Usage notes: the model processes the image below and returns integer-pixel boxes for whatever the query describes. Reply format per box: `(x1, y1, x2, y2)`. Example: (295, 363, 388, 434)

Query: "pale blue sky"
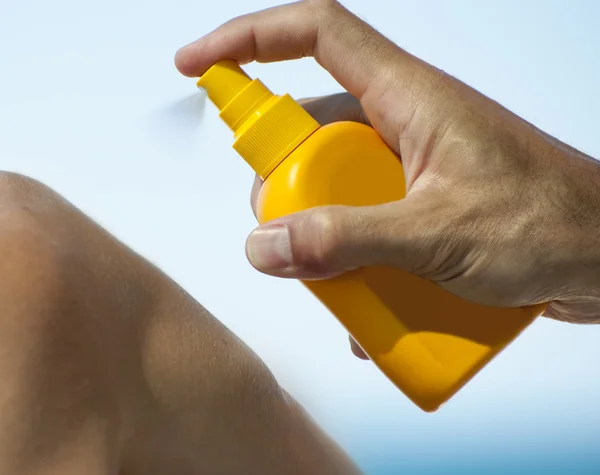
(1, 1, 599, 473)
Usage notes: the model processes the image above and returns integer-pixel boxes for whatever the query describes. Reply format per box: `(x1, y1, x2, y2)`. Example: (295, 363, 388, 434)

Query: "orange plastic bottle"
(197, 60, 545, 412)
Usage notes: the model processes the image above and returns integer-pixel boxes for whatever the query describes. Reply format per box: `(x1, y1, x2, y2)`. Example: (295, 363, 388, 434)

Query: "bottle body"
(257, 121, 541, 412)
(197, 59, 544, 412)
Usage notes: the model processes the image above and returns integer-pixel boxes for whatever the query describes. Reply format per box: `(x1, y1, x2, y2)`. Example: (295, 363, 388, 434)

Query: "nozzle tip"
(197, 60, 252, 111)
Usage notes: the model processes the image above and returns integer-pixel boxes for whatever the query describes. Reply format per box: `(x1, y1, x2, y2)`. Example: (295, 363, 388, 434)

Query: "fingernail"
(246, 225, 293, 271)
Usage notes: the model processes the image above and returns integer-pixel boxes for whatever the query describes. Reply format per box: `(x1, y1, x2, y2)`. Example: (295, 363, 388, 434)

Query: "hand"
(175, 0, 600, 328)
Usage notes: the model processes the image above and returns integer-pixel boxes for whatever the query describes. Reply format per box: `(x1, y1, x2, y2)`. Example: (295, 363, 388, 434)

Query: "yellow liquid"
(257, 121, 543, 412)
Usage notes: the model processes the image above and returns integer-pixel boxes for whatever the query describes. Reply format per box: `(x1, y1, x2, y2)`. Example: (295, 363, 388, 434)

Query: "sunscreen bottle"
(197, 60, 545, 412)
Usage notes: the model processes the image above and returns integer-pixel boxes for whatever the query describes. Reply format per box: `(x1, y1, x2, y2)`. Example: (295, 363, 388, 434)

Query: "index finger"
(175, 0, 424, 103)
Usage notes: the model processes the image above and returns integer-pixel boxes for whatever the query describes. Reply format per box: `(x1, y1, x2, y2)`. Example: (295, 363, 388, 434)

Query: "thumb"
(245, 194, 445, 279)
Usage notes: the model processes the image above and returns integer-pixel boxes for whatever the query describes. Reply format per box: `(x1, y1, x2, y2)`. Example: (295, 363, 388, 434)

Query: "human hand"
(176, 0, 600, 327)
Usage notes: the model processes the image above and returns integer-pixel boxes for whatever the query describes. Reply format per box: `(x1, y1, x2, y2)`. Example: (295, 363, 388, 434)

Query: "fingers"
(245, 193, 445, 279)
(349, 336, 369, 360)
(543, 299, 600, 324)
(175, 0, 424, 104)
(250, 175, 262, 218)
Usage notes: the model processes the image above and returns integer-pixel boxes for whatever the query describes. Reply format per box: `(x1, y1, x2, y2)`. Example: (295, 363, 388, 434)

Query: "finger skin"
(174, 0, 434, 150)
(175, 0, 422, 103)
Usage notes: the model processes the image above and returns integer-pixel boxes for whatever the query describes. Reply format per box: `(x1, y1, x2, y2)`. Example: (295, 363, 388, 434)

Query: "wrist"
(548, 147, 600, 297)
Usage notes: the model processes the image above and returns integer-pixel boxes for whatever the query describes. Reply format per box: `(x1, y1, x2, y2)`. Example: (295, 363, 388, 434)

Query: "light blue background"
(1, 1, 600, 473)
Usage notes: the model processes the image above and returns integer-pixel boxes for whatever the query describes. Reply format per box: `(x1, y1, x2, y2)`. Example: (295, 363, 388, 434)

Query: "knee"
(0, 173, 133, 469)
(0, 171, 127, 359)
(0, 172, 69, 321)
(0, 171, 132, 352)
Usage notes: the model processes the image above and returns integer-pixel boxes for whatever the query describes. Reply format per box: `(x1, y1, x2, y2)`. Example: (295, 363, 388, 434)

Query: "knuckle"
(305, 0, 338, 9)
(304, 0, 340, 25)
(301, 208, 347, 271)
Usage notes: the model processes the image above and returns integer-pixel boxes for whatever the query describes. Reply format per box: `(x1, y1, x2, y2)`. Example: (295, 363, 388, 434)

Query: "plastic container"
(197, 60, 545, 412)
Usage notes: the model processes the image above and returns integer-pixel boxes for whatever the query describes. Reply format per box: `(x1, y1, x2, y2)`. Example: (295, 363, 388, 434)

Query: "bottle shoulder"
(258, 121, 405, 222)
(285, 121, 399, 170)
(305, 121, 387, 148)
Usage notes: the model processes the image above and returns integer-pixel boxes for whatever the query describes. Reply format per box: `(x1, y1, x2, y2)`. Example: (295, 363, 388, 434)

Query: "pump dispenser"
(198, 60, 545, 412)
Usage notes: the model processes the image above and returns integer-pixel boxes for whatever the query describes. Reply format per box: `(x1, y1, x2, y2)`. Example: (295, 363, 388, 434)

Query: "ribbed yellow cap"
(197, 60, 320, 178)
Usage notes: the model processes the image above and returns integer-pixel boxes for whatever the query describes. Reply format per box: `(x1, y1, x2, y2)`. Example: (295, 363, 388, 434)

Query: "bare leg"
(0, 173, 359, 475)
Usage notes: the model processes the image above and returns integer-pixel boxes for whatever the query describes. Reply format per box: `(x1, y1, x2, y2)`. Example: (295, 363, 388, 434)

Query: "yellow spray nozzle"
(197, 60, 252, 111)
(197, 60, 320, 178)
(196, 60, 272, 132)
